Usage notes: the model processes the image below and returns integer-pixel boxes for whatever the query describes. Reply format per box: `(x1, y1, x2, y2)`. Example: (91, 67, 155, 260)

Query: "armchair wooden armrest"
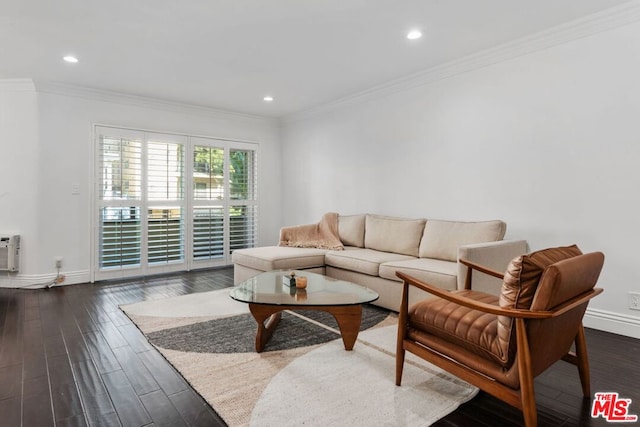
(396, 271, 603, 319)
(459, 258, 504, 290)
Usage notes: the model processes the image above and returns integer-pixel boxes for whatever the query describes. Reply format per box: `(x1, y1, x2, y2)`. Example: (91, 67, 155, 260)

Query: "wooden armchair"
(395, 245, 604, 427)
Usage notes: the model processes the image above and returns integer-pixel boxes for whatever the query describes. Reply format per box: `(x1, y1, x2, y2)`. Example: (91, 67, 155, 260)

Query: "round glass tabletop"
(230, 270, 379, 307)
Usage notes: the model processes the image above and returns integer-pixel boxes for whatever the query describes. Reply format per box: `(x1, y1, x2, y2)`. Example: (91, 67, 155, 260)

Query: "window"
(94, 126, 258, 281)
(190, 139, 258, 265)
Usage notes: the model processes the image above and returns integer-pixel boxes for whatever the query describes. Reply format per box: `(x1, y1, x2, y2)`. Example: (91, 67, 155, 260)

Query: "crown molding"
(284, 1, 640, 124)
(32, 80, 276, 124)
(0, 78, 36, 92)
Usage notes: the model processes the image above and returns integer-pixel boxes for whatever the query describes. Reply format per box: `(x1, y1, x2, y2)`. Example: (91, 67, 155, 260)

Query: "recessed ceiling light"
(406, 30, 422, 40)
(263, 96, 274, 102)
(63, 55, 79, 63)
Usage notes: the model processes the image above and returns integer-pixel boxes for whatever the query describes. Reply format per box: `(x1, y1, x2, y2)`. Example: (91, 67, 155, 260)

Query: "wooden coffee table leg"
(248, 304, 282, 353)
(326, 305, 363, 351)
(248, 303, 364, 352)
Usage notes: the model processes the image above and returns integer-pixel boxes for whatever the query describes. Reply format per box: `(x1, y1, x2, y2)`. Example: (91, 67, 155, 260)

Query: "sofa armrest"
(457, 239, 528, 294)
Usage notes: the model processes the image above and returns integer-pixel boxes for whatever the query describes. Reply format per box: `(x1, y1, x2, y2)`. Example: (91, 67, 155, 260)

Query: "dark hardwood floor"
(0, 266, 638, 426)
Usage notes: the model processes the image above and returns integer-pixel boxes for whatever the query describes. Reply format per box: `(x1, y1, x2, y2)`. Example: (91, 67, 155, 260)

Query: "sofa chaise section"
(232, 246, 327, 284)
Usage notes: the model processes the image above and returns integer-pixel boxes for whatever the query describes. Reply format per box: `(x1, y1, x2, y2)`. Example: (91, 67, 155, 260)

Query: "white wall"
(281, 21, 640, 337)
(0, 81, 40, 276)
(0, 83, 282, 286)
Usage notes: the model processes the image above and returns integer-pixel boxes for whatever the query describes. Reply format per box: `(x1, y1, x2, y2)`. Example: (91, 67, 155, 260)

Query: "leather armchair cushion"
(497, 244, 583, 363)
(408, 290, 511, 366)
(531, 252, 604, 311)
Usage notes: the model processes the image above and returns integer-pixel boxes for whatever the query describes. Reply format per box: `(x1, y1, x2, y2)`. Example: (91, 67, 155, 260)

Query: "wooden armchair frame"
(396, 259, 603, 427)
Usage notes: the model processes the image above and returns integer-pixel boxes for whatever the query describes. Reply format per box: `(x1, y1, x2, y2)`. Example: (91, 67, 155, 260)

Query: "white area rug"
(121, 289, 478, 426)
(123, 288, 248, 318)
(251, 326, 478, 426)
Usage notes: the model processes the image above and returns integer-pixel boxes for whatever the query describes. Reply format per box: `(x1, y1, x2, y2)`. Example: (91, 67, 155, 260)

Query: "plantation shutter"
(192, 146, 225, 261)
(193, 207, 224, 260)
(147, 140, 185, 264)
(191, 140, 258, 266)
(229, 148, 258, 252)
(97, 134, 143, 269)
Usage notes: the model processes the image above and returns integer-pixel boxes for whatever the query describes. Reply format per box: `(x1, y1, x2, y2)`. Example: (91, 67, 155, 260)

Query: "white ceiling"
(0, 0, 626, 117)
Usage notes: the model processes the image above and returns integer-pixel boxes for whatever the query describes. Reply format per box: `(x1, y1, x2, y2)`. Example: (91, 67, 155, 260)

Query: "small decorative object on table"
(281, 271, 297, 287)
(295, 276, 308, 289)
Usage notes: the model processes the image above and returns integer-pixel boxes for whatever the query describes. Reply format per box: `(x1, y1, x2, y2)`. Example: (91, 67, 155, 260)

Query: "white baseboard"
(0, 270, 90, 289)
(584, 308, 640, 339)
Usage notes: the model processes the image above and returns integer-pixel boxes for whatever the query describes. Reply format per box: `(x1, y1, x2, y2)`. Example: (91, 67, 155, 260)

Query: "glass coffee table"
(230, 270, 379, 352)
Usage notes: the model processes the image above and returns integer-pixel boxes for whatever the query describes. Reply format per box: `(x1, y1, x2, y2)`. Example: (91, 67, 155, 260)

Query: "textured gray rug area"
(147, 304, 389, 353)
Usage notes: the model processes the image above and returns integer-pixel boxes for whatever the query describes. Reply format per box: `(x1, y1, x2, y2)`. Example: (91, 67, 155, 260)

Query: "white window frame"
(91, 125, 259, 282)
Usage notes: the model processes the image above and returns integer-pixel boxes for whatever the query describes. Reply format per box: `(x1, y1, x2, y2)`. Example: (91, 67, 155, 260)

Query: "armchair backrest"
(530, 251, 605, 311)
(496, 245, 585, 364)
(527, 251, 604, 376)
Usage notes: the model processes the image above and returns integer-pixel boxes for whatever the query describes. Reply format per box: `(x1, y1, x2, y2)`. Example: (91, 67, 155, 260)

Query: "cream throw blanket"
(279, 212, 344, 250)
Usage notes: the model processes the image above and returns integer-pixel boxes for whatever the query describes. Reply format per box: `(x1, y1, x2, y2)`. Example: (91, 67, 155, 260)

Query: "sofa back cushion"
(338, 214, 366, 247)
(497, 245, 583, 363)
(419, 220, 506, 261)
(364, 215, 426, 257)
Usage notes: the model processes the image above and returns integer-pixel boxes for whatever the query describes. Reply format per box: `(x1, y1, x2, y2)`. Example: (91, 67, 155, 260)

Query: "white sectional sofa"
(232, 214, 528, 311)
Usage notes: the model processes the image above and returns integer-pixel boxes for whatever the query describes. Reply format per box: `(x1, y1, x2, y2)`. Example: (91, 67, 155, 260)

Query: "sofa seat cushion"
(379, 258, 458, 291)
(232, 246, 327, 271)
(325, 248, 415, 276)
(408, 290, 509, 367)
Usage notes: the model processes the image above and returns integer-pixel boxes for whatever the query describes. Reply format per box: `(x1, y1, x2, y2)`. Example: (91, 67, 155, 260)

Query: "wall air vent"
(0, 235, 20, 272)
